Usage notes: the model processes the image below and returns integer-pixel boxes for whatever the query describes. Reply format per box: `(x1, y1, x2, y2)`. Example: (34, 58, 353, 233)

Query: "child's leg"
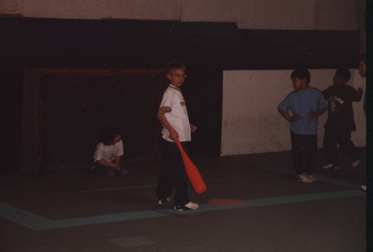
(156, 140, 176, 200)
(291, 131, 304, 175)
(304, 135, 318, 175)
(116, 165, 128, 176)
(323, 128, 339, 166)
(92, 163, 116, 177)
(173, 141, 190, 206)
(337, 130, 360, 162)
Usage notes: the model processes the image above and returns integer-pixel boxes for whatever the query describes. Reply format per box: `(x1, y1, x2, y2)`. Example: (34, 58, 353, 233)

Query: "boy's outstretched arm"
(157, 107, 179, 140)
(278, 108, 299, 122)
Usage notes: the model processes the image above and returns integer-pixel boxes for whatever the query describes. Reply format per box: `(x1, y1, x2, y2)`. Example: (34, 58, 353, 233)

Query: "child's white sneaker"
(323, 164, 339, 169)
(322, 164, 333, 169)
(307, 175, 319, 182)
(297, 173, 314, 184)
(352, 159, 360, 167)
(157, 197, 170, 205)
(174, 201, 199, 211)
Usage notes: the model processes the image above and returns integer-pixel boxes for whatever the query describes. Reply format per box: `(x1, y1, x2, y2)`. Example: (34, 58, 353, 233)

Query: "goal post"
(20, 68, 167, 174)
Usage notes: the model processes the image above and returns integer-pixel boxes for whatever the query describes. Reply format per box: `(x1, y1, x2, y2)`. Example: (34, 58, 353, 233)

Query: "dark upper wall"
(1, 17, 359, 69)
(239, 29, 360, 70)
(0, 17, 242, 69)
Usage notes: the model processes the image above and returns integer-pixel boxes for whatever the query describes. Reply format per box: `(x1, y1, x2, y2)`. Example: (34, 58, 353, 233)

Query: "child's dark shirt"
(322, 85, 361, 131)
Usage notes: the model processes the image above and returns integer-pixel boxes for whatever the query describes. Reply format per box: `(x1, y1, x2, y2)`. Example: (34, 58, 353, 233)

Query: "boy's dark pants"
(156, 140, 190, 207)
(291, 131, 318, 175)
(323, 128, 360, 166)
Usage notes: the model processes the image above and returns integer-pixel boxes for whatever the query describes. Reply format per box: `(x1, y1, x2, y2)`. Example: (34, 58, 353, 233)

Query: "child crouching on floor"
(92, 125, 128, 178)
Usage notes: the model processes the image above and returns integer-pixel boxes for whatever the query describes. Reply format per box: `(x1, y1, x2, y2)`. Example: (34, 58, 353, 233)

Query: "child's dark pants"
(323, 128, 360, 166)
(156, 140, 190, 207)
(291, 131, 318, 175)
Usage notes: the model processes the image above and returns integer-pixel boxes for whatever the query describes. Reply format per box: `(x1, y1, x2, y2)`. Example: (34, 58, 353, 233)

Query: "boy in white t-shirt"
(93, 125, 128, 177)
(156, 61, 199, 211)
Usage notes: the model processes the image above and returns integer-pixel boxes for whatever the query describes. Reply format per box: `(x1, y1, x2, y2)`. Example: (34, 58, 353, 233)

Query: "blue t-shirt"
(278, 87, 327, 135)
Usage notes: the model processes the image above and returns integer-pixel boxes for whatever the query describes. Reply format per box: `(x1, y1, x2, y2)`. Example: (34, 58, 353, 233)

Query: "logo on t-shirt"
(329, 96, 344, 114)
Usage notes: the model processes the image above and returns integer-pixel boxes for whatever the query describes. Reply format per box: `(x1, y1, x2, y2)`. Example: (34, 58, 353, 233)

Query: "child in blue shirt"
(278, 69, 327, 183)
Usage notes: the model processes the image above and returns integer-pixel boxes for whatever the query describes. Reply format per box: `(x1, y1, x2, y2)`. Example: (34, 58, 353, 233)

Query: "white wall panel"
(221, 69, 366, 156)
(221, 70, 293, 155)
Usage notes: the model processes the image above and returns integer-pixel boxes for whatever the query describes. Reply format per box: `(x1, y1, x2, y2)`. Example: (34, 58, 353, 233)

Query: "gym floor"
(0, 148, 367, 252)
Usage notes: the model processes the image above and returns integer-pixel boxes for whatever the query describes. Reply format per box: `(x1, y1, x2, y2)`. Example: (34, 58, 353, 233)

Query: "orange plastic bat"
(174, 138, 207, 194)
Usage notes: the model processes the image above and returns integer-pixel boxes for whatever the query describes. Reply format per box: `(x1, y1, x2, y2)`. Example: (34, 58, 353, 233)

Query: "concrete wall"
(0, 0, 361, 30)
(221, 69, 366, 156)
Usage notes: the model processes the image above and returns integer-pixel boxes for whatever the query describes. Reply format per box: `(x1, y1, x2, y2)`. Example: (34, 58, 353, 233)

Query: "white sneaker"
(174, 201, 199, 211)
(307, 175, 319, 182)
(352, 160, 360, 167)
(323, 164, 339, 169)
(297, 173, 314, 184)
(322, 164, 333, 169)
(157, 197, 170, 205)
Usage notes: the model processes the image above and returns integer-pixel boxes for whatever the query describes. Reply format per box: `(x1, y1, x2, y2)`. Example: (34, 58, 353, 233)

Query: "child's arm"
(356, 87, 363, 101)
(157, 107, 179, 140)
(190, 124, 197, 133)
(97, 159, 119, 170)
(278, 108, 300, 122)
(114, 156, 121, 171)
(307, 108, 327, 118)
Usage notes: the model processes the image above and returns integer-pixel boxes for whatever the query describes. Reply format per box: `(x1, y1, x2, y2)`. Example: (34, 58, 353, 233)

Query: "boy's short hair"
(335, 68, 351, 82)
(99, 125, 121, 146)
(359, 53, 366, 64)
(290, 68, 311, 84)
(166, 61, 186, 74)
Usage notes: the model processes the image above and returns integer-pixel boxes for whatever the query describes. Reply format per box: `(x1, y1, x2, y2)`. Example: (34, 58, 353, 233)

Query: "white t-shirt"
(160, 85, 191, 142)
(93, 140, 124, 162)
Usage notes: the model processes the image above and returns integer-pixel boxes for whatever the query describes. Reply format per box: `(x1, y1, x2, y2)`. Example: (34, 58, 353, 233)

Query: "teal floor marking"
(0, 167, 366, 231)
(0, 202, 60, 230)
